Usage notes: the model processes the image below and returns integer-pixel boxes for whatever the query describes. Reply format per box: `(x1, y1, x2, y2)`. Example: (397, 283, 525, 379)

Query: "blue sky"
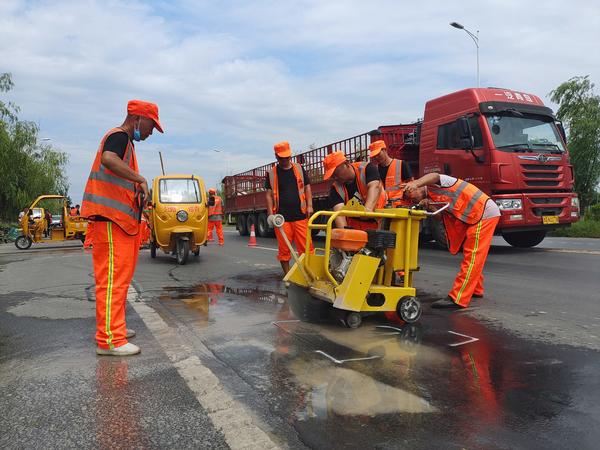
(1, 0, 599, 201)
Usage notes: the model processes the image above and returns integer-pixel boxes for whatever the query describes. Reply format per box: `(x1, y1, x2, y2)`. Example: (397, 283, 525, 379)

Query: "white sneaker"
(126, 328, 136, 338)
(96, 342, 141, 356)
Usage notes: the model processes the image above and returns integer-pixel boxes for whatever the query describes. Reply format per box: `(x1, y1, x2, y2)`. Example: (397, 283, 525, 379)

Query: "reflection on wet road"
(157, 275, 600, 449)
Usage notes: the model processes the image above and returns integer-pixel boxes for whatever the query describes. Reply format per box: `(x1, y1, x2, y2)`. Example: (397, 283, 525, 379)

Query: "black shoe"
(472, 293, 484, 298)
(431, 296, 462, 309)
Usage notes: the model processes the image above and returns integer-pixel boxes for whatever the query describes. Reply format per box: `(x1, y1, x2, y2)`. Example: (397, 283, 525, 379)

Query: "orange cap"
(274, 141, 292, 157)
(209, 188, 216, 194)
(127, 100, 164, 133)
(369, 140, 386, 158)
(323, 151, 347, 180)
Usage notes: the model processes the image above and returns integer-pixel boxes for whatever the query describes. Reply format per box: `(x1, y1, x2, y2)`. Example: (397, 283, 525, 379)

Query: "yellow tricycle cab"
(149, 174, 209, 264)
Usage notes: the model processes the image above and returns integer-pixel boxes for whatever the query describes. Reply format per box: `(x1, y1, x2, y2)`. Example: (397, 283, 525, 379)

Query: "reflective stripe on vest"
(268, 163, 306, 214)
(89, 165, 136, 192)
(82, 192, 138, 220)
(428, 178, 489, 224)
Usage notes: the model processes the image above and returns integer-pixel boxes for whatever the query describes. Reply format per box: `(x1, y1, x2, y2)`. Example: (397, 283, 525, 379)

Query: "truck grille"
(521, 163, 561, 187)
(532, 207, 563, 217)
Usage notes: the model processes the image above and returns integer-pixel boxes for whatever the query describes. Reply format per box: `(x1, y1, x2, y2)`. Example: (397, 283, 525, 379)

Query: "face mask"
(133, 118, 142, 141)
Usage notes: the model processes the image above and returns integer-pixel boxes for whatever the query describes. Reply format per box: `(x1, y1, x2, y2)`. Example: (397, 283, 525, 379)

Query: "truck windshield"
(485, 114, 565, 153)
(159, 179, 201, 203)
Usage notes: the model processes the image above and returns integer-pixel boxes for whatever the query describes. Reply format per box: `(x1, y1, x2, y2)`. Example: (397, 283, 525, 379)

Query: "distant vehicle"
(223, 87, 580, 248)
(51, 214, 62, 227)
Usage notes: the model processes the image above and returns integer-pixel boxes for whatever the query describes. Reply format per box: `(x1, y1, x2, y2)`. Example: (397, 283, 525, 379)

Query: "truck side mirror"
(556, 121, 567, 144)
(457, 117, 474, 150)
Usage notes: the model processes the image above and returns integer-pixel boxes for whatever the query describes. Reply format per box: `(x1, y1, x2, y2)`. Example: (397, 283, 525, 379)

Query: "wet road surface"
(1, 231, 599, 449)
(154, 273, 600, 449)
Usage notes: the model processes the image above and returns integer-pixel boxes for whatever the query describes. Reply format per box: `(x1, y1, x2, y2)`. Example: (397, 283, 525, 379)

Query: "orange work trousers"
(274, 218, 313, 261)
(93, 221, 140, 349)
(207, 220, 224, 245)
(449, 216, 499, 307)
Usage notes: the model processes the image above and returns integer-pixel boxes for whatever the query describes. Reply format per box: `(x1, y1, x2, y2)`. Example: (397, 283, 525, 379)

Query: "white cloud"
(1, 0, 599, 201)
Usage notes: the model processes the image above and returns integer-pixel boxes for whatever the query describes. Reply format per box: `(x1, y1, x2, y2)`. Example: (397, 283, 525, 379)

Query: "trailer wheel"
(257, 213, 269, 237)
(502, 230, 546, 248)
(345, 312, 362, 329)
(237, 214, 249, 236)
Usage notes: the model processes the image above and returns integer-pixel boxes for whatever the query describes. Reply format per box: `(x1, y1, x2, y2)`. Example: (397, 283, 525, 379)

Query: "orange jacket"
(268, 163, 307, 214)
(81, 128, 140, 234)
(427, 178, 490, 254)
(332, 162, 386, 209)
(384, 159, 410, 207)
(208, 196, 224, 218)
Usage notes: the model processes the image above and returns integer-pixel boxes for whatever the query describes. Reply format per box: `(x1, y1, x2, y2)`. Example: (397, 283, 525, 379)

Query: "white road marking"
(375, 325, 404, 334)
(447, 330, 479, 347)
(251, 246, 278, 252)
(127, 288, 280, 450)
(315, 350, 381, 365)
(543, 248, 600, 256)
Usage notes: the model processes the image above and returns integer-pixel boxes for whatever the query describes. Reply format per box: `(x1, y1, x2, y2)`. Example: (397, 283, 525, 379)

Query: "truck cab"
(417, 88, 579, 247)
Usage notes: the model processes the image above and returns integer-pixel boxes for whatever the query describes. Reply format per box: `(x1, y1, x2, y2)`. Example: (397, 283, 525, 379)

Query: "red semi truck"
(223, 87, 580, 247)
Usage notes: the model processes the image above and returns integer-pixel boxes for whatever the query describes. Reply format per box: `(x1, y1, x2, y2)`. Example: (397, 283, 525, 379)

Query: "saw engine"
(328, 228, 397, 283)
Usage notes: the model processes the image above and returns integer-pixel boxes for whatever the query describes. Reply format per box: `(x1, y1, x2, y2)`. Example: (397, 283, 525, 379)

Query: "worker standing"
(322, 151, 386, 230)
(81, 100, 163, 356)
(266, 141, 313, 276)
(369, 140, 413, 207)
(207, 188, 224, 246)
(403, 173, 500, 309)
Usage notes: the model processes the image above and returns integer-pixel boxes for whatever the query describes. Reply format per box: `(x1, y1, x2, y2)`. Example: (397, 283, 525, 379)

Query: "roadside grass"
(550, 218, 600, 238)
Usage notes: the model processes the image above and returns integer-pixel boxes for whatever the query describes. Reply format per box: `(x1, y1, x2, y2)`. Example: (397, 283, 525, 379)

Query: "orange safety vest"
(69, 207, 78, 216)
(384, 159, 410, 206)
(208, 196, 224, 218)
(268, 163, 307, 214)
(80, 128, 140, 235)
(333, 162, 386, 209)
(427, 178, 490, 254)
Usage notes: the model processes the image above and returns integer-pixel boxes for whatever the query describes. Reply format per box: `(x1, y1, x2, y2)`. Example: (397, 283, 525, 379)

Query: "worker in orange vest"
(81, 99, 163, 356)
(266, 141, 314, 276)
(323, 151, 386, 231)
(69, 205, 78, 216)
(207, 188, 224, 246)
(403, 173, 500, 308)
(369, 140, 413, 207)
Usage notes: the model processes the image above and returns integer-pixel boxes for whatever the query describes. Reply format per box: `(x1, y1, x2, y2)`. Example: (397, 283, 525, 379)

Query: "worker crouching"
(404, 173, 500, 308)
(266, 141, 314, 276)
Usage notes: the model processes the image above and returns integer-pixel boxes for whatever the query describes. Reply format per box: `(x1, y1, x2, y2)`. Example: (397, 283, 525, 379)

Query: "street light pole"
(450, 21, 480, 88)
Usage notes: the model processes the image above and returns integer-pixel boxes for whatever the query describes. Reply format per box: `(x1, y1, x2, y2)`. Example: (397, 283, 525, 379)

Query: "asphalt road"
(1, 229, 599, 449)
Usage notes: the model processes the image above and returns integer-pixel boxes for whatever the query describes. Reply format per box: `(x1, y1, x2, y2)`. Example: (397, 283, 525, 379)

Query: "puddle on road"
(157, 277, 600, 448)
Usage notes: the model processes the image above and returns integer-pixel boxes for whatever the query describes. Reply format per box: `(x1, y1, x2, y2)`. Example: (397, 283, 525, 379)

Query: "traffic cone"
(248, 224, 257, 247)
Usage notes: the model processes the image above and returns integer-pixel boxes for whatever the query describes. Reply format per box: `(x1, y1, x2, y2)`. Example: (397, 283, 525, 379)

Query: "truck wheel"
(15, 235, 32, 250)
(256, 213, 269, 237)
(246, 214, 257, 236)
(431, 219, 448, 250)
(176, 239, 189, 265)
(502, 230, 546, 248)
(237, 215, 249, 236)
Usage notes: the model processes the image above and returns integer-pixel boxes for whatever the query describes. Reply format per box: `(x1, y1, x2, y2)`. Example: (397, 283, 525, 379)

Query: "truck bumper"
(492, 192, 580, 233)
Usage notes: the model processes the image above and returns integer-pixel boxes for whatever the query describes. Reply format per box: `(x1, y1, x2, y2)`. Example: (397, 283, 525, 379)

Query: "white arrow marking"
(448, 330, 479, 347)
(315, 350, 381, 365)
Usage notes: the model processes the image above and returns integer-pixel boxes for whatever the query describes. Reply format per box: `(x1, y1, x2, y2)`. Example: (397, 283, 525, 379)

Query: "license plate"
(542, 215, 559, 225)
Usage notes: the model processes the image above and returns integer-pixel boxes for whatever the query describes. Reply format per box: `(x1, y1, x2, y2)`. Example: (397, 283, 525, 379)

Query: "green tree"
(550, 76, 600, 210)
(0, 73, 69, 222)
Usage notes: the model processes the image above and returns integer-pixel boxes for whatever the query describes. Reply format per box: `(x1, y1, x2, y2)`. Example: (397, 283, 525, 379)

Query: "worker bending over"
(369, 140, 413, 207)
(207, 188, 224, 246)
(323, 151, 386, 230)
(266, 141, 313, 276)
(81, 100, 163, 355)
(404, 173, 500, 309)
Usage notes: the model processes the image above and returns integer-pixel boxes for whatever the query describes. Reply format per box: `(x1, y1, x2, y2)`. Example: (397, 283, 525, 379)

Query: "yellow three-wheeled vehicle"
(15, 195, 88, 250)
(149, 174, 210, 265)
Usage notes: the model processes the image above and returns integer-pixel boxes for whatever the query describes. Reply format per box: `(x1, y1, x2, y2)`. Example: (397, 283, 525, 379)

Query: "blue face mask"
(133, 118, 142, 141)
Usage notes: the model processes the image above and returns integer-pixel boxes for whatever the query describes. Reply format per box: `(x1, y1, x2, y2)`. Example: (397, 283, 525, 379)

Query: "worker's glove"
(267, 214, 276, 227)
